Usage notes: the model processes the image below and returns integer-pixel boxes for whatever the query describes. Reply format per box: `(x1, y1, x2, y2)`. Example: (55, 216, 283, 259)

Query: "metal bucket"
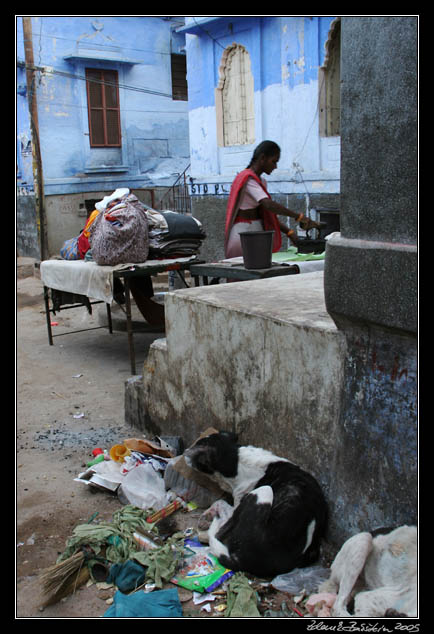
(239, 231, 274, 269)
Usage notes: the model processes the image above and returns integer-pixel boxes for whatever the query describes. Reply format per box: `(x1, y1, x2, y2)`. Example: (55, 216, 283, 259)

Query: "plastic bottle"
(86, 453, 105, 467)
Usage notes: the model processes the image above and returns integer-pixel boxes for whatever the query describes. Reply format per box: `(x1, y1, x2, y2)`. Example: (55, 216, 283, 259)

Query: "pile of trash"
(39, 430, 332, 618)
(75, 435, 179, 510)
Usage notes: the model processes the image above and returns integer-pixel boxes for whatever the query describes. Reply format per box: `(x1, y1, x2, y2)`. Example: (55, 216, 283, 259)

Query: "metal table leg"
(175, 269, 190, 288)
(43, 286, 53, 345)
(106, 303, 113, 334)
(123, 277, 136, 375)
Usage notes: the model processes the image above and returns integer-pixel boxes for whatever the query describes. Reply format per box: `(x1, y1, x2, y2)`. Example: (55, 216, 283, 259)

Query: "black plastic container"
(240, 230, 274, 269)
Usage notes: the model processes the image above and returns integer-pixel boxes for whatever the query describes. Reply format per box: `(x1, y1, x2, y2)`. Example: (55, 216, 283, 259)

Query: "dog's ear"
(188, 444, 217, 475)
(220, 430, 239, 444)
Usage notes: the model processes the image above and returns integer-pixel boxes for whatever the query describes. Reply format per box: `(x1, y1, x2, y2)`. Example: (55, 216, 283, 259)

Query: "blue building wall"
(16, 79, 34, 193)
(180, 16, 339, 196)
(16, 16, 190, 197)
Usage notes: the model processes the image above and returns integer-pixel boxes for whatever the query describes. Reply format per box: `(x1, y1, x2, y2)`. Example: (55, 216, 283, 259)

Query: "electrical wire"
(191, 17, 226, 50)
(17, 60, 174, 99)
(18, 18, 181, 58)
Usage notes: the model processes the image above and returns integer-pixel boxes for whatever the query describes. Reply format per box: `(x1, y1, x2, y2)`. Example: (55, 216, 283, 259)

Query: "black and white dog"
(184, 431, 328, 578)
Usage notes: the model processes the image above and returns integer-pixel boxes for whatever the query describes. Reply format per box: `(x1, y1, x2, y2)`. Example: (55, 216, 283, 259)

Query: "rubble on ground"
(37, 430, 333, 618)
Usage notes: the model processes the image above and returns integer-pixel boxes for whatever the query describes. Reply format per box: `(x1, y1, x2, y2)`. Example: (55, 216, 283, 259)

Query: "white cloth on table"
(40, 257, 195, 304)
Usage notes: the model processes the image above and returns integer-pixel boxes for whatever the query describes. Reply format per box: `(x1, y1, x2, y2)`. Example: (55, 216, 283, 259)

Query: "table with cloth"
(190, 248, 325, 285)
(40, 255, 201, 374)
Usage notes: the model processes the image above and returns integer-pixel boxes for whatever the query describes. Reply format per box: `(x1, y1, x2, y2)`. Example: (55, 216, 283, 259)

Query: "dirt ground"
(16, 271, 172, 618)
(16, 269, 320, 620)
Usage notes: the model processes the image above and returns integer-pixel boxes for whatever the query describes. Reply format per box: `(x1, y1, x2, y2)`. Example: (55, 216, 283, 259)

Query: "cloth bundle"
(89, 192, 149, 266)
(59, 187, 204, 264)
(60, 188, 150, 264)
(146, 210, 206, 258)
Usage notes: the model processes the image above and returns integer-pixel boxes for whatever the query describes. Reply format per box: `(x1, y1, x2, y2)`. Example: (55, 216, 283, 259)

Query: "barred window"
(85, 68, 121, 147)
(319, 18, 341, 137)
(216, 44, 255, 147)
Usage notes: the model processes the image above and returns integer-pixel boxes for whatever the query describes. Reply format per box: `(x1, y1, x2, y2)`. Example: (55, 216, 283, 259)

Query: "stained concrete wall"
(192, 193, 340, 263)
(323, 17, 418, 538)
(143, 273, 345, 453)
(140, 275, 417, 546)
(140, 273, 350, 542)
(325, 16, 418, 334)
(16, 195, 40, 259)
(136, 16, 418, 548)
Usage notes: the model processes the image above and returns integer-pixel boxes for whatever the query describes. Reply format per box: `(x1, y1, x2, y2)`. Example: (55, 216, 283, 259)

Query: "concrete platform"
(140, 273, 347, 534)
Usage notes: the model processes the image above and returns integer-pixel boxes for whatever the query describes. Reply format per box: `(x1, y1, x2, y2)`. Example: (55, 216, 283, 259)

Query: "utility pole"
(22, 16, 48, 260)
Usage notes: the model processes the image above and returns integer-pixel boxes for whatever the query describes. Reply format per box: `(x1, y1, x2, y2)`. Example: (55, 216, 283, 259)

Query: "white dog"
(319, 525, 417, 618)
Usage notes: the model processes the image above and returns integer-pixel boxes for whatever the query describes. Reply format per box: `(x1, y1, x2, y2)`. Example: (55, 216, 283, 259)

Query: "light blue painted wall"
(182, 16, 339, 195)
(16, 16, 190, 195)
(16, 77, 34, 191)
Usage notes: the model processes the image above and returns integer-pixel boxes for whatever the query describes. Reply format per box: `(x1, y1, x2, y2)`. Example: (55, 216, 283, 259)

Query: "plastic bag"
(271, 565, 330, 595)
(171, 540, 234, 593)
(118, 463, 170, 511)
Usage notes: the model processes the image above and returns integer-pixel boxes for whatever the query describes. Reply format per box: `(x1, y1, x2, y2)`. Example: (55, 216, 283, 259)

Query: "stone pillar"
(324, 17, 418, 540)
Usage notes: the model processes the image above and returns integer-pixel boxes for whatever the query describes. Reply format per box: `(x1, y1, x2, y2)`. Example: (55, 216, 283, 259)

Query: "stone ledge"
(166, 271, 338, 334)
(324, 235, 417, 334)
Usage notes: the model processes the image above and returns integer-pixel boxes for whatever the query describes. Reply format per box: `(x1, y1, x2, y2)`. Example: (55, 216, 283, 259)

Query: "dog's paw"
(198, 512, 213, 531)
(198, 505, 218, 531)
(198, 500, 232, 530)
(197, 530, 210, 544)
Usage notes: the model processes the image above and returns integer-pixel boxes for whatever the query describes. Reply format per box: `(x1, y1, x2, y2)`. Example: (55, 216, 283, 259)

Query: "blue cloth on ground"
(106, 560, 147, 593)
(103, 587, 183, 618)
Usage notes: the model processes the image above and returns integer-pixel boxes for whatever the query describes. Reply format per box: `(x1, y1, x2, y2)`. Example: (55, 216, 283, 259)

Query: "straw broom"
(39, 551, 90, 607)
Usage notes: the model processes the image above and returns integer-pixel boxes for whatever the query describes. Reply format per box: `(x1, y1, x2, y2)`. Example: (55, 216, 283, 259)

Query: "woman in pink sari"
(224, 141, 320, 258)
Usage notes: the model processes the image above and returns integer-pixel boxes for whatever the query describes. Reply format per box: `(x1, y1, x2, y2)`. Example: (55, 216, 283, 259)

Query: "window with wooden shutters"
(85, 68, 121, 147)
(171, 54, 188, 101)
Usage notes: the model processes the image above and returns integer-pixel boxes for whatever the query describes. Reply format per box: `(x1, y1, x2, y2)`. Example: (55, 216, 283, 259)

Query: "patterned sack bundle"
(89, 194, 149, 266)
(60, 236, 81, 260)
